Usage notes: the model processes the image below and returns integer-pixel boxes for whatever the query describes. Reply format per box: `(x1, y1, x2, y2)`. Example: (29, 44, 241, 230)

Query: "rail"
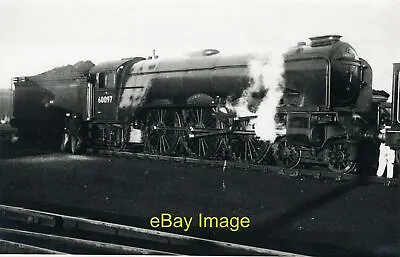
(0, 204, 307, 255)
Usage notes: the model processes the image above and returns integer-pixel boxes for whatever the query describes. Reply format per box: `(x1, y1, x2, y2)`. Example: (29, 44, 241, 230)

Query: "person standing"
(376, 129, 395, 179)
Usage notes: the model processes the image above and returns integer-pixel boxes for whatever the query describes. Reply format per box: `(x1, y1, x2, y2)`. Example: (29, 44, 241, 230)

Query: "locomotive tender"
(11, 35, 392, 173)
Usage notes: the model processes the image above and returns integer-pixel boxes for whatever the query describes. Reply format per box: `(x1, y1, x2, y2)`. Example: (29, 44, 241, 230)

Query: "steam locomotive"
(10, 35, 394, 174)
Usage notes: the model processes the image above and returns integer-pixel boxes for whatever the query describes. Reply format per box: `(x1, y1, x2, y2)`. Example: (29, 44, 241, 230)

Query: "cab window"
(98, 72, 116, 89)
(105, 72, 116, 88)
(98, 73, 106, 88)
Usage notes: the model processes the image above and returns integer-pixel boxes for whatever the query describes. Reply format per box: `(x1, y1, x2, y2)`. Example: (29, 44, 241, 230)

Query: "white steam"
(228, 51, 285, 142)
(226, 58, 268, 117)
(253, 52, 285, 142)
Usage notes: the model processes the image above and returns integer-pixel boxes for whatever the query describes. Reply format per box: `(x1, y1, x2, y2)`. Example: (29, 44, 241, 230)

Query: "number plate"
(97, 95, 113, 104)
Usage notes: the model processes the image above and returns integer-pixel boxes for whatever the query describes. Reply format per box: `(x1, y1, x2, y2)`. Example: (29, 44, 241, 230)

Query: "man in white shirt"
(376, 137, 395, 179)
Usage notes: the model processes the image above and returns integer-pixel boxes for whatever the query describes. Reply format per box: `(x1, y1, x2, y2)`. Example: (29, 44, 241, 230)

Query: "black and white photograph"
(0, 0, 399, 255)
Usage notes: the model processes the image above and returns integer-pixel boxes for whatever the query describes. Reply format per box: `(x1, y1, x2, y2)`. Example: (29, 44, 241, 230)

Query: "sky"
(1, 0, 400, 94)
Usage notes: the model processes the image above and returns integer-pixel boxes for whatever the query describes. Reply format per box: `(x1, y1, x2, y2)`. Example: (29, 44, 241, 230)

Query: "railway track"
(3, 139, 397, 186)
(90, 149, 398, 186)
(0, 204, 307, 255)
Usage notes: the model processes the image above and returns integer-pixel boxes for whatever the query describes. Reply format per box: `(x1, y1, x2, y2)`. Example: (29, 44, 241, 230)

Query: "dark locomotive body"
(11, 35, 390, 173)
(278, 35, 379, 172)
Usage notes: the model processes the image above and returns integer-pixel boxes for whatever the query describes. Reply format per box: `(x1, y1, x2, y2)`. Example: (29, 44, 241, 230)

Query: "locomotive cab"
(87, 70, 117, 121)
(88, 58, 144, 122)
(81, 57, 146, 149)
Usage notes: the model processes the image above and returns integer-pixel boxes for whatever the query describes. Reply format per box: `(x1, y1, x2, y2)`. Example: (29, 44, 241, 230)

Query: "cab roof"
(90, 58, 144, 74)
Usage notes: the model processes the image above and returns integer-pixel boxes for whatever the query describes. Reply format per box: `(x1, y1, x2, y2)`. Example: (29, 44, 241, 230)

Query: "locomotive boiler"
(10, 35, 387, 174)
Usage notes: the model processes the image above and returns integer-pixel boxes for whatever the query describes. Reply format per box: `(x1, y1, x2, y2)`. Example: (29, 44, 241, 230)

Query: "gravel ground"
(0, 146, 399, 256)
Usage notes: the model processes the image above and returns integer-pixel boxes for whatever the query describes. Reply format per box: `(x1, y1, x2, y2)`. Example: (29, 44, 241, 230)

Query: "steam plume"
(228, 51, 285, 142)
(254, 51, 285, 142)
